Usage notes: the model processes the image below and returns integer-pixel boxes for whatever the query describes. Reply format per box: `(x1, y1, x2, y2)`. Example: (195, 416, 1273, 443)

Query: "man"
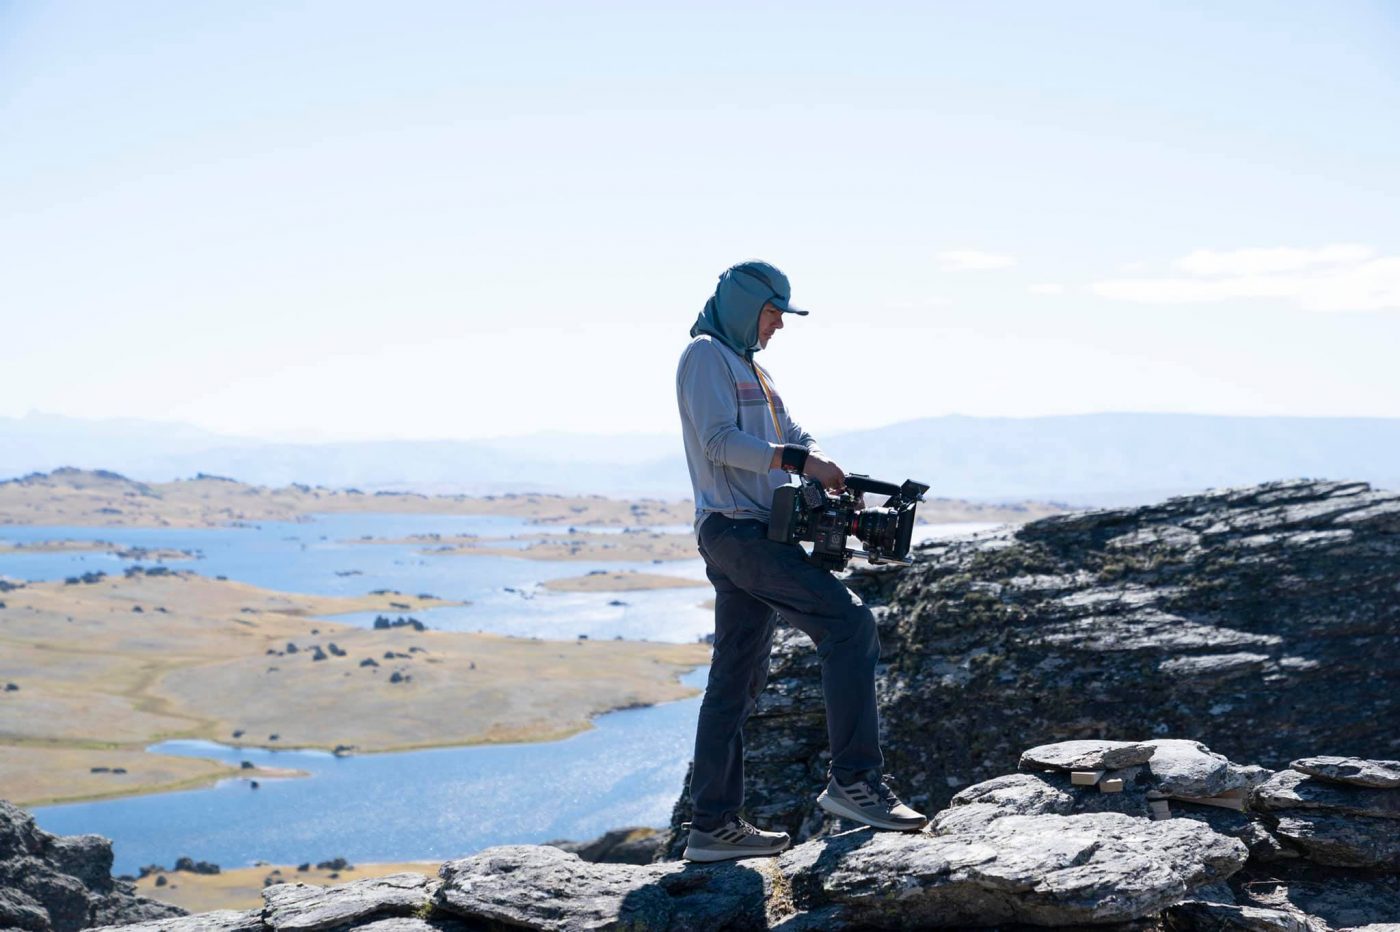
(675, 260, 927, 863)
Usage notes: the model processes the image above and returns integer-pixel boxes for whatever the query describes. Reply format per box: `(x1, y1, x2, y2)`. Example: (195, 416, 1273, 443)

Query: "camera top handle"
(844, 474, 903, 497)
(846, 474, 930, 504)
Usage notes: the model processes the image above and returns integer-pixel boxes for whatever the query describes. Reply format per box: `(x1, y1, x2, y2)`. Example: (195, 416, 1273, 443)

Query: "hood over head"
(690, 260, 808, 358)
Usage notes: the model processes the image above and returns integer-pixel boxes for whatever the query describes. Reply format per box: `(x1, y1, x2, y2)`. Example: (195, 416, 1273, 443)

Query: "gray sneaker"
(682, 817, 791, 862)
(817, 771, 928, 831)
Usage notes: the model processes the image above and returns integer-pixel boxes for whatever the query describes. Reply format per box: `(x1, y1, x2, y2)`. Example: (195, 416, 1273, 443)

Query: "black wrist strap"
(780, 444, 810, 474)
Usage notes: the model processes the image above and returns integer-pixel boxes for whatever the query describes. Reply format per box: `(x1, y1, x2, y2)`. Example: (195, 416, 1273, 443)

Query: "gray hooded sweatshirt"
(676, 263, 822, 533)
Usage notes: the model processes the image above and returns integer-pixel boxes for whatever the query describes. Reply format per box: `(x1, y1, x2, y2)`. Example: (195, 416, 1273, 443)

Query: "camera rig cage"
(768, 473, 931, 572)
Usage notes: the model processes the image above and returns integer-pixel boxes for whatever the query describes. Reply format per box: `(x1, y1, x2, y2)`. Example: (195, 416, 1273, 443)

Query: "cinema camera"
(768, 473, 931, 571)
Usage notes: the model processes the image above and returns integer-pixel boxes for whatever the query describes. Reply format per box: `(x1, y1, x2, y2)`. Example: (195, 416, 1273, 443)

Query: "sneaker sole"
(682, 843, 789, 862)
(817, 790, 928, 832)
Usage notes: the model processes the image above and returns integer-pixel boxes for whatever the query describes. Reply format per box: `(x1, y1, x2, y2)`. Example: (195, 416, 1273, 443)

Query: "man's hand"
(803, 451, 846, 491)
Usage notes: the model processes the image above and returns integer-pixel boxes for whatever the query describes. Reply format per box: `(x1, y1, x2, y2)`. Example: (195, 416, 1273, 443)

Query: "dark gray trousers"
(688, 512, 884, 831)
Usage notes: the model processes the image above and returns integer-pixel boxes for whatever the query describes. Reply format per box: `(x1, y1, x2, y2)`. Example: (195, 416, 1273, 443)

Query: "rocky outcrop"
(0, 800, 184, 931)
(1250, 761, 1400, 872)
(1289, 757, 1400, 790)
(662, 479, 1400, 854)
(75, 744, 1400, 929)
(989, 740, 1400, 929)
(90, 758, 1249, 931)
(261, 873, 436, 931)
(543, 826, 666, 865)
(431, 806, 1241, 930)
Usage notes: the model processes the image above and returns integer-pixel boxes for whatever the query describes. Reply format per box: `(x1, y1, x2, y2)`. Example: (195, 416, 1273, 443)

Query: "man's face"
(758, 303, 785, 349)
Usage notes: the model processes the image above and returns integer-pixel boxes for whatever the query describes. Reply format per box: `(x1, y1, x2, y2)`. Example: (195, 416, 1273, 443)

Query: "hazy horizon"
(13, 406, 1400, 448)
(6, 410, 1400, 507)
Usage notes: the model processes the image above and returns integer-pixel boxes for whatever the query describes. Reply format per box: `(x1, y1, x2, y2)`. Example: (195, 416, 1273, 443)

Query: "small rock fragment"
(1291, 756, 1400, 789)
(1019, 739, 1156, 772)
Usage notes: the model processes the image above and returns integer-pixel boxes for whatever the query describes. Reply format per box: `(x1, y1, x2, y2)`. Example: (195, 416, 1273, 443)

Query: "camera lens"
(852, 507, 895, 548)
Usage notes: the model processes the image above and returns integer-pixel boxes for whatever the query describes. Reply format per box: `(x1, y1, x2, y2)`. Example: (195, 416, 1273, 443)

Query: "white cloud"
(936, 249, 1016, 271)
(1174, 244, 1374, 276)
(1028, 283, 1064, 295)
(1091, 245, 1400, 312)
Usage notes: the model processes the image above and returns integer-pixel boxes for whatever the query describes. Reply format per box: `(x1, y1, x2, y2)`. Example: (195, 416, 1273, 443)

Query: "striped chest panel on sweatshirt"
(736, 380, 786, 411)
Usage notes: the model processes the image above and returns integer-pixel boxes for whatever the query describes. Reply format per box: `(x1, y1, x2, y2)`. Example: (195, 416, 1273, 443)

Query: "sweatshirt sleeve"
(678, 342, 779, 474)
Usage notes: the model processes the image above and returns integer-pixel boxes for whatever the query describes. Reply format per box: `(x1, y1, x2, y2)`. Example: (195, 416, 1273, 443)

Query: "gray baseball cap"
(729, 260, 809, 315)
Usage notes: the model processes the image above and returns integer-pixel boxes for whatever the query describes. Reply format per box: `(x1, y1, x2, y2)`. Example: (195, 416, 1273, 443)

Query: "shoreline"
(0, 539, 199, 561)
(131, 860, 446, 913)
(17, 673, 704, 809)
(350, 530, 701, 563)
(14, 757, 312, 809)
(0, 570, 709, 808)
(540, 570, 707, 592)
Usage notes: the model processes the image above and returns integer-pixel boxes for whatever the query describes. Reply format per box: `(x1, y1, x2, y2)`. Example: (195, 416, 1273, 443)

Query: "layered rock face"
(1170, 753, 1400, 930)
(663, 478, 1400, 849)
(1251, 760, 1400, 870)
(0, 800, 183, 932)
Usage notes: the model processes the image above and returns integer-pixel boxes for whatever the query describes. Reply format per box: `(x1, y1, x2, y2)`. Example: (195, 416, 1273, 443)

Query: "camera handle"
(845, 474, 904, 497)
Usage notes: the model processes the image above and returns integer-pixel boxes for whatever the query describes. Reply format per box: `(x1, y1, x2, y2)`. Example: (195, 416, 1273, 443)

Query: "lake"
(0, 513, 715, 642)
(4, 513, 997, 873)
(31, 668, 709, 876)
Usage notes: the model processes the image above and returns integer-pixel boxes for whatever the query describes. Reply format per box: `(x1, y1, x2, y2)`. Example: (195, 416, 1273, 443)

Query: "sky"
(2, 1, 1398, 442)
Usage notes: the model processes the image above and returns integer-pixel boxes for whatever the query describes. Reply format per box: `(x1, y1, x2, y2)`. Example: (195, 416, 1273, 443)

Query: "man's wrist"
(779, 443, 810, 474)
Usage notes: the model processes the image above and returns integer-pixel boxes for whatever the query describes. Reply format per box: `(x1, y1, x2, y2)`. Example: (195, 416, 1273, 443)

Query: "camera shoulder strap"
(750, 362, 784, 441)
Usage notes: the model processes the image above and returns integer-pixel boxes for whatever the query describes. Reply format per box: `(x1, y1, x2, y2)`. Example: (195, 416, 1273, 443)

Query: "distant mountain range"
(3, 412, 1398, 505)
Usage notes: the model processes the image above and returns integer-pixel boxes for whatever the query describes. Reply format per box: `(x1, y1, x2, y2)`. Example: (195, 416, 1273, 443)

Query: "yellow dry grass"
(540, 571, 707, 592)
(913, 497, 1069, 524)
(134, 861, 442, 913)
(357, 530, 701, 563)
(0, 539, 112, 553)
(0, 539, 196, 562)
(0, 571, 707, 806)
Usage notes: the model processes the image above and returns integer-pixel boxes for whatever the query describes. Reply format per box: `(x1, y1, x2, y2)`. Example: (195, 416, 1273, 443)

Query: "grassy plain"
(0, 571, 707, 806)
(354, 530, 701, 563)
(0, 538, 197, 561)
(540, 571, 707, 592)
(132, 861, 442, 913)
